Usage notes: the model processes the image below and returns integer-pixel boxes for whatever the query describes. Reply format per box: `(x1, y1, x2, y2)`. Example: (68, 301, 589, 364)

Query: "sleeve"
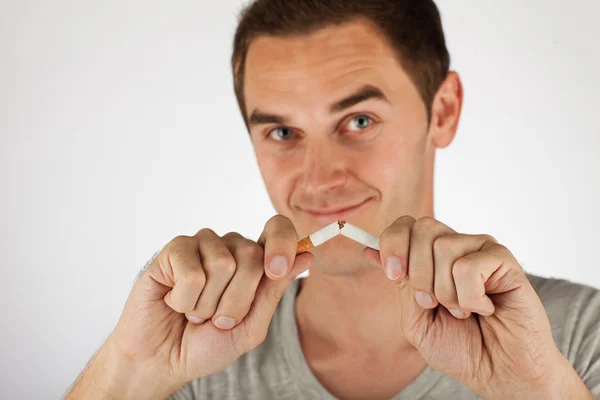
(168, 382, 196, 400)
(535, 277, 600, 397)
(569, 284, 600, 397)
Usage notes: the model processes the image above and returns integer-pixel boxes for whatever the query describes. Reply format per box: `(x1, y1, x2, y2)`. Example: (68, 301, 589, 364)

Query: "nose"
(300, 141, 348, 195)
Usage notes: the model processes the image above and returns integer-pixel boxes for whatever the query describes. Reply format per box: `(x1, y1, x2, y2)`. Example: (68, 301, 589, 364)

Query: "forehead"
(244, 19, 407, 114)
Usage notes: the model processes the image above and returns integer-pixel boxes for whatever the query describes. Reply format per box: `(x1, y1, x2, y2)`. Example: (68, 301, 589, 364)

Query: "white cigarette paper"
(297, 220, 380, 253)
(308, 221, 341, 246)
(340, 221, 380, 250)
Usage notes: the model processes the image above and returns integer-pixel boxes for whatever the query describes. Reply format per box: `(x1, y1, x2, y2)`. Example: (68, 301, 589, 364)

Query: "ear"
(428, 71, 463, 149)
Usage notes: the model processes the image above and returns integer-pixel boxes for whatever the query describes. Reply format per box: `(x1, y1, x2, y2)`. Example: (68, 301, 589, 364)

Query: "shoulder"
(527, 273, 600, 320)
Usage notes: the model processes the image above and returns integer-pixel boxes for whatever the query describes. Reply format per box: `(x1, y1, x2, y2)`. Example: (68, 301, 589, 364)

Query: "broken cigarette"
(296, 220, 380, 254)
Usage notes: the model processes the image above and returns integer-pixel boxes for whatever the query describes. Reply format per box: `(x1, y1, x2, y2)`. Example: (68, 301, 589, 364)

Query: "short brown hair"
(232, 0, 450, 128)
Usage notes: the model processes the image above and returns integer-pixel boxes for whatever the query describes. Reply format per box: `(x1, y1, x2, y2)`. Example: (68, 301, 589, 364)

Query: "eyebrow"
(248, 84, 389, 127)
(330, 84, 388, 113)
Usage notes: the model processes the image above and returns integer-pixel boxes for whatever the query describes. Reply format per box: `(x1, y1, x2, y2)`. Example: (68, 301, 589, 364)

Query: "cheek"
(368, 140, 409, 181)
(364, 131, 426, 207)
(256, 155, 296, 207)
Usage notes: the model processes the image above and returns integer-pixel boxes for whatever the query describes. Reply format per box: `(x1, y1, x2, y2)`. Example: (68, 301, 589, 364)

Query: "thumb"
(243, 252, 314, 339)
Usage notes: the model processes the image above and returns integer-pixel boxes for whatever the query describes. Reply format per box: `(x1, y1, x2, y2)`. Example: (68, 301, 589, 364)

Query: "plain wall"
(1, 1, 599, 398)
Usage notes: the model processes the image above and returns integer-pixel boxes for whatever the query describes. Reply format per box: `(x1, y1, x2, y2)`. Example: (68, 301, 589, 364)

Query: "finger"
(408, 217, 455, 309)
(362, 246, 383, 267)
(363, 248, 410, 294)
(432, 234, 488, 319)
(186, 228, 236, 323)
(242, 251, 314, 346)
(152, 236, 207, 314)
(212, 234, 265, 330)
(362, 248, 409, 293)
(258, 215, 299, 280)
(378, 216, 415, 282)
(453, 241, 515, 316)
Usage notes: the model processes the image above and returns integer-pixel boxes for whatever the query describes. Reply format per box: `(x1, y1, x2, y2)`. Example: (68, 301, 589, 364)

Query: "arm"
(546, 355, 594, 400)
(505, 353, 594, 400)
(64, 338, 180, 400)
(518, 277, 600, 400)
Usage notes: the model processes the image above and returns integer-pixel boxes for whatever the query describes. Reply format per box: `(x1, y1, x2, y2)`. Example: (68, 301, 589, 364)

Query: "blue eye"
(347, 115, 372, 131)
(269, 126, 294, 141)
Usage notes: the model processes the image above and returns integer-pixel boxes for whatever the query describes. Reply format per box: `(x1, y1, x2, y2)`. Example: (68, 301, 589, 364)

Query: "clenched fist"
(66, 215, 314, 399)
(363, 216, 591, 399)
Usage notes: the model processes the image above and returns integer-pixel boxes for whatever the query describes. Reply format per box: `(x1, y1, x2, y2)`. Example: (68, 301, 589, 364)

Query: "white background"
(1, 1, 599, 398)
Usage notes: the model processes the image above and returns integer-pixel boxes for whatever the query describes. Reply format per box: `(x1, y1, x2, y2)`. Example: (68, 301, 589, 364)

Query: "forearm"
(485, 354, 593, 400)
(539, 355, 594, 400)
(65, 339, 179, 400)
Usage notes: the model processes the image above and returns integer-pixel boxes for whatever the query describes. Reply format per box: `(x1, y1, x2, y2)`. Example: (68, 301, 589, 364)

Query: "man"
(66, 0, 600, 399)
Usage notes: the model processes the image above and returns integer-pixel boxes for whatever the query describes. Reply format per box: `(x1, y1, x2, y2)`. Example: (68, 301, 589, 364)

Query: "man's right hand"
(66, 215, 314, 399)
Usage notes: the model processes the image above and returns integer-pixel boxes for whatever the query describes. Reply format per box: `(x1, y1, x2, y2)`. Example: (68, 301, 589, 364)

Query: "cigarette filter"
(296, 221, 340, 253)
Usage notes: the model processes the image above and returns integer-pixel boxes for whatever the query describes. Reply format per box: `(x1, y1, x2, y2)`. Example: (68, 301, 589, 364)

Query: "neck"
(296, 266, 412, 353)
(294, 264, 429, 399)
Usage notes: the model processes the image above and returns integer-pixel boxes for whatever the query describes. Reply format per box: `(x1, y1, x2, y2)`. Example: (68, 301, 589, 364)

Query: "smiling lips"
(302, 198, 371, 222)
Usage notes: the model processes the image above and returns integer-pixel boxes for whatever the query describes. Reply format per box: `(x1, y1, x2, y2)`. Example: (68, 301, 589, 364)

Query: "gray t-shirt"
(169, 274, 600, 399)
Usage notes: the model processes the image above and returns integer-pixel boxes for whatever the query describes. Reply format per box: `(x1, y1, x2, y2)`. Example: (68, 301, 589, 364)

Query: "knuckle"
(410, 274, 433, 292)
(452, 257, 472, 280)
(222, 231, 244, 240)
(268, 214, 292, 226)
(481, 234, 497, 243)
(220, 295, 253, 317)
(378, 230, 396, 249)
(186, 268, 206, 286)
(492, 242, 509, 255)
(409, 260, 428, 272)
(212, 253, 237, 274)
(408, 263, 431, 281)
(396, 215, 416, 224)
(236, 241, 264, 261)
(413, 216, 438, 234)
(432, 234, 455, 254)
(197, 227, 217, 238)
(267, 215, 296, 238)
(433, 286, 458, 307)
(168, 235, 193, 250)
(380, 223, 410, 247)
(386, 215, 415, 233)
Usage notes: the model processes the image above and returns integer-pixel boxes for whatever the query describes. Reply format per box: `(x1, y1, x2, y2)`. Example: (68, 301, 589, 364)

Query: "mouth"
(301, 198, 372, 223)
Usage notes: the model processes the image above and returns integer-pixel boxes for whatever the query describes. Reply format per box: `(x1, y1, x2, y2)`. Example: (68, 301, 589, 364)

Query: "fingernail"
(385, 257, 403, 280)
(415, 291, 435, 308)
(268, 256, 288, 277)
(214, 316, 237, 330)
(187, 316, 206, 324)
(449, 309, 466, 319)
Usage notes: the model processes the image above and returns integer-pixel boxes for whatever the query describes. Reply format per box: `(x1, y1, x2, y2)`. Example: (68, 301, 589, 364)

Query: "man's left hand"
(363, 216, 592, 399)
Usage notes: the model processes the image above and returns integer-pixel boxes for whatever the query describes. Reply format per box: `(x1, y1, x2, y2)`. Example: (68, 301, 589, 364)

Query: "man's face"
(244, 19, 441, 274)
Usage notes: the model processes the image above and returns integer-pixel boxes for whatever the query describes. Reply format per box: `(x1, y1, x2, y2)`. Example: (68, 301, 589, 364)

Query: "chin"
(303, 235, 373, 276)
